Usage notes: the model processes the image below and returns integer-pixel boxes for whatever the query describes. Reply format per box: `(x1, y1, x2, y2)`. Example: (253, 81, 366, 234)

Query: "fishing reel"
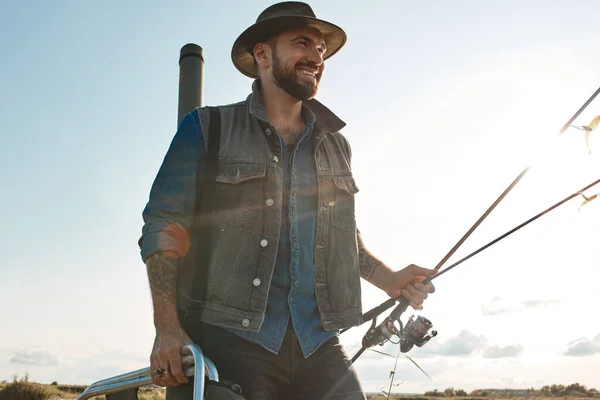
(400, 315, 437, 352)
(362, 314, 437, 353)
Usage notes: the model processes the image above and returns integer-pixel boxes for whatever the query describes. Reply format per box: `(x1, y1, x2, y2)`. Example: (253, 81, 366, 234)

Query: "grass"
(368, 396, 600, 400)
(0, 375, 54, 400)
(1, 377, 598, 400)
(0, 376, 165, 400)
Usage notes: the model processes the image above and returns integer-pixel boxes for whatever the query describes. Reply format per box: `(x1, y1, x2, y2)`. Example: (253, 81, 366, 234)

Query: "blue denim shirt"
(141, 108, 336, 358)
(226, 109, 336, 358)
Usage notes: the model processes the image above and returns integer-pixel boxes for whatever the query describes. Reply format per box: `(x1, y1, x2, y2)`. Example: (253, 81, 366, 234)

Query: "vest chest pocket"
(329, 175, 359, 232)
(215, 162, 267, 224)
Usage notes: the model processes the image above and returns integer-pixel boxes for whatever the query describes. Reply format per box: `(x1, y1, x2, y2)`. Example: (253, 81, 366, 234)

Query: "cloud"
(411, 330, 488, 357)
(24, 348, 152, 385)
(563, 335, 600, 357)
(481, 308, 515, 317)
(482, 307, 513, 316)
(481, 297, 518, 316)
(9, 348, 59, 366)
(482, 344, 524, 358)
(521, 300, 560, 308)
(437, 330, 488, 356)
(482, 297, 560, 316)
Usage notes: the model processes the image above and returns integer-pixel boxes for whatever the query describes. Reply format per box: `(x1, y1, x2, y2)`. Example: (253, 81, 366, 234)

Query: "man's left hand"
(385, 264, 436, 310)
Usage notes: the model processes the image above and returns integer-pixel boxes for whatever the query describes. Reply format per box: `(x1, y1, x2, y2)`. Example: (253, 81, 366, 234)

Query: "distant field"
(0, 380, 165, 399)
(367, 398, 599, 400)
(1, 379, 598, 400)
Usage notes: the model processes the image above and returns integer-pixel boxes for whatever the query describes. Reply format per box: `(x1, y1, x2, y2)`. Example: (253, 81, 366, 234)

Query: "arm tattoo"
(146, 252, 178, 304)
(357, 231, 385, 281)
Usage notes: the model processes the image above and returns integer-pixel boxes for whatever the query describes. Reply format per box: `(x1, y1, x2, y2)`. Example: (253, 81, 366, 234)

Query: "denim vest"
(142, 80, 365, 332)
(224, 108, 337, 357)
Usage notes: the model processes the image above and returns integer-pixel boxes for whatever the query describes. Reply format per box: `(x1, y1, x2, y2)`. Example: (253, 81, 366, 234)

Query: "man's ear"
(253, 42, 271, 71)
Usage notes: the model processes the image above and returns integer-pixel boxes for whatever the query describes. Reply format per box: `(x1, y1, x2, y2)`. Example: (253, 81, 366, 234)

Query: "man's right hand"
(150, 327, 194, 387)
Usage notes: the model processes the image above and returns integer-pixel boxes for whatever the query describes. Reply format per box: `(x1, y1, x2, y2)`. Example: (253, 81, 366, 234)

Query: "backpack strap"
(185, 106, 221, 323)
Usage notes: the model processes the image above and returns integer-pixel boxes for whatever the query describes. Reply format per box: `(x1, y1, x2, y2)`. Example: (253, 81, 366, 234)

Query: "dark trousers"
(167, 322, 366, 400)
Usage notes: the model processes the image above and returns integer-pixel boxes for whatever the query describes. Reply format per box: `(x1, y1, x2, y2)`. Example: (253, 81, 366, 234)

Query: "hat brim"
(231, 16, 347, 79)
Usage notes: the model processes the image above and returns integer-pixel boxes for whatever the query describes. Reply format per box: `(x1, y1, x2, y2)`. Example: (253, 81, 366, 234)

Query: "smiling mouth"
(298, 69, 317, 78)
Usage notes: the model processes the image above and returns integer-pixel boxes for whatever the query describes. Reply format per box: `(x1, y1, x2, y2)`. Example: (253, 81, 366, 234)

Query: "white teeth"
(299, 69, 316, 77)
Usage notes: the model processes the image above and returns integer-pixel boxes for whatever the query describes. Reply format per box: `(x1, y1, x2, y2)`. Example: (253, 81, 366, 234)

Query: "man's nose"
(307, 46, 324, 66)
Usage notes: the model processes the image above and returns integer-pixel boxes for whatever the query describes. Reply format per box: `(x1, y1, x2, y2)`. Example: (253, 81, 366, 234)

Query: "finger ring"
(154, 367, 168, 376)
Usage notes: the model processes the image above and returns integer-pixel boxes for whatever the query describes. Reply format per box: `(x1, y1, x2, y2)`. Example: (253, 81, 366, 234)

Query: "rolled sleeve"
(138, 110, 206, 262)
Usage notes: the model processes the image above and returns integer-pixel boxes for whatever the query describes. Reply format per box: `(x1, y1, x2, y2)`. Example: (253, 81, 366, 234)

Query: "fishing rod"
(351, 176, 600, 363)
(345, 85, 600, 334)
(347, 85, 600, 363)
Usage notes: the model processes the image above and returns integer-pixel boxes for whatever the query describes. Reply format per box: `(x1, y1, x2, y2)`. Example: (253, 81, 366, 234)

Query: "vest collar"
(247, 79, 346, 134)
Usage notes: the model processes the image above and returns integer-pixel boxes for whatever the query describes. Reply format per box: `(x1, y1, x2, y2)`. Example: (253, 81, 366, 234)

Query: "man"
(139, 2, 436, 399)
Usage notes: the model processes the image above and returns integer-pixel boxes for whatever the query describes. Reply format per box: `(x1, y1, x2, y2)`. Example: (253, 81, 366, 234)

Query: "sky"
(1, 0, 600, 395)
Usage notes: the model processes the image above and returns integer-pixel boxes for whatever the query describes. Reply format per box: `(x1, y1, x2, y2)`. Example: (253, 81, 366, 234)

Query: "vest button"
(260, 239, 269, 247)
(241, 318, 250, 327)
(253, 278, 261, 287)
(266, 198, 274, 206)
(265, 128, 272, 135)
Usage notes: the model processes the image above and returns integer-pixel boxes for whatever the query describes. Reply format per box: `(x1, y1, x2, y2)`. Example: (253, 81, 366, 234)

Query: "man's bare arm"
(146, 251, 193, 386)
(146, 251, 182, 332)
(357, 231, 394, 290)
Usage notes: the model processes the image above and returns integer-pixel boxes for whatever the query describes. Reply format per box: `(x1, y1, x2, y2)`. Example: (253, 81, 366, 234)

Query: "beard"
(271, 51, 320, 101)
